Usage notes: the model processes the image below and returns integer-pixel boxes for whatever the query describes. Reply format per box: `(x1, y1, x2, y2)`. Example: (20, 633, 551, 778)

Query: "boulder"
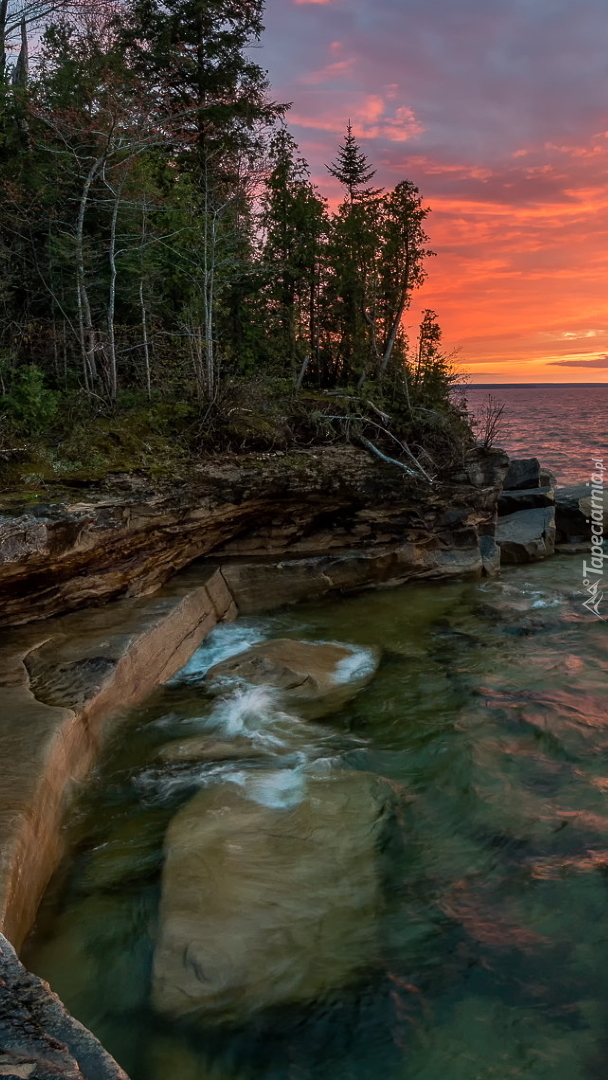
(152, 771, 399, 1024)
(503, 458, 542, 491)
(496, 507, 556, 564)
(498, 486, 555, 516)
(205, 638, 379, 719)
(555, 485, 608, 544)
(0, 934, 128, 1079)
(158, 736, 270, 764)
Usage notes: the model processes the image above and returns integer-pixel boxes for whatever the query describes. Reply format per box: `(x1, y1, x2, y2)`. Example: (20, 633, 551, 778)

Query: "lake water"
(23, 390, 608, 1080)
(465, 384, 608, 486)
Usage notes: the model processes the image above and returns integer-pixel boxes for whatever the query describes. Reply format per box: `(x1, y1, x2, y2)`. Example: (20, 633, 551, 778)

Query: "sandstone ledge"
(0, 447, 509, 627)
(0, 569, 234, 952)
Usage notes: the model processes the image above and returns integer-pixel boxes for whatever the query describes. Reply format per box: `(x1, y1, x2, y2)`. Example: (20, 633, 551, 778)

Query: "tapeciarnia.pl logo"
(582, 459, 606, 621)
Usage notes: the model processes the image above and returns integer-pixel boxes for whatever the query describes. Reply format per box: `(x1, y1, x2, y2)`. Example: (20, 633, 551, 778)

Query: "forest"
(0, 0, 471, 480)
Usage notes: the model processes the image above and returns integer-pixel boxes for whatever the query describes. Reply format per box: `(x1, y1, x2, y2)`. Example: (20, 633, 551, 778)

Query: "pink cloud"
(299, 58, 356, 85)
(290, 92, 424, 142)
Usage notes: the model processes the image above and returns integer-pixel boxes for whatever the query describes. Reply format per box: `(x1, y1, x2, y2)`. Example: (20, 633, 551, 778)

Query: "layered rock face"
(152, 771, 402, 1025)
(0, 447, 509, 627)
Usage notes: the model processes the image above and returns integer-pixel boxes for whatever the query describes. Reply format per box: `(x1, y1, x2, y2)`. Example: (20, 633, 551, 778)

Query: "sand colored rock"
(152, 771, 398, 1024)
(205, 638, 379, 718)
(0, 569, 234, 951)
(158, 736, 271, 764)
(0, 447, 508, 627)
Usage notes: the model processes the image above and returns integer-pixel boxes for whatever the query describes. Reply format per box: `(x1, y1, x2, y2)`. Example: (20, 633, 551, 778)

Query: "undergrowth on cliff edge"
(0, 373, 475, 493)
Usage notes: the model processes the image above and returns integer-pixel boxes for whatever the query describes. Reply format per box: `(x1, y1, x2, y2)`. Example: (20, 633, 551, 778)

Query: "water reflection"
(23, 558, 608, 1080)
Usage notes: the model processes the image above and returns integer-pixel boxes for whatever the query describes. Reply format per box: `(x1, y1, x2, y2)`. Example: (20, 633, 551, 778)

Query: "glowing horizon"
(261, 0, 608, 384)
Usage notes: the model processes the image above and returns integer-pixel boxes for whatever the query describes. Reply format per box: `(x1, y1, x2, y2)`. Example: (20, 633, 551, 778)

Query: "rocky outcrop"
(496, 506, 556, 564)
(0, 934, 127, 1079)
(205, 638, 379, 719)
(555, 485, 607, 544)
(498, 486, 555, 515)
(503, 457, 542, 491)
(0, 447, 509, 627)
(0, 569, 234, 952)
(152, 770, 404, 1025)
(494, 458, 557, 564)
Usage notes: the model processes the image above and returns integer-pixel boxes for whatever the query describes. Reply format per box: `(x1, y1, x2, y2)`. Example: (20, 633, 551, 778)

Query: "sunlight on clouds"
(291, 94, 424, 142)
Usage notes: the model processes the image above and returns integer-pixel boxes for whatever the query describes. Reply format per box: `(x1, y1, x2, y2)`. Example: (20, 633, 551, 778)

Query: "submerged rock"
(204, 638, 379, 719)
(158, 736, 271, 764)
(496, 507, 556, 563)
(152, 770, 400, 1024)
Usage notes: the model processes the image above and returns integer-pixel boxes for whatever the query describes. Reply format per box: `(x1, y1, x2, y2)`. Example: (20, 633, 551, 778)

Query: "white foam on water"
(228, 767, 309, 809)
(332, 643, 378, 685)
(207, 685, 303, 745)
(133, 760, 243, 803)
(170, 621, 272, 683)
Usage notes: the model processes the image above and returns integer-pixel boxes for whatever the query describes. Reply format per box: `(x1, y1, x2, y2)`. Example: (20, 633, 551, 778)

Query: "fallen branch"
(358, 436, 422, 477)
(323, 414, 435, 484)
(323, 410, 431, 483)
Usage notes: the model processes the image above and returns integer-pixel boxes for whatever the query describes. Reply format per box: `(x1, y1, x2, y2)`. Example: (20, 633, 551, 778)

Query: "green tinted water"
(24, 559, 608, 1080)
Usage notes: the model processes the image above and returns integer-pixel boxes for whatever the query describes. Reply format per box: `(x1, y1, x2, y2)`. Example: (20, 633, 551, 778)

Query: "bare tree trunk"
(106, 172, 126, 402)
(76, 158, 101, 388)
(12, 15, 28, 87)
(0, 0, 9, 81)
(139, 203, 151, 400)
(201, 170, 217, 400)
(139, 280, 151, 401)
(378, 243, 412, 379)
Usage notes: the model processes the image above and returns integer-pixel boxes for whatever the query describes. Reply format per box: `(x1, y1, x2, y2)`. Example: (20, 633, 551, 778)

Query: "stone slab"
(498, 486, 555, 516)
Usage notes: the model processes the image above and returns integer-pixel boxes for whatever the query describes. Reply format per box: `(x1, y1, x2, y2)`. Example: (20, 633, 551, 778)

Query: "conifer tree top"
(325, 122, 378, 202)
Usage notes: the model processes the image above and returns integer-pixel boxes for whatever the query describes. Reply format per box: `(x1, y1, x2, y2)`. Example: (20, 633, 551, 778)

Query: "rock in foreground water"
(205, 638, 379, 719)
(152, 771, 397, 1024)
(496, 507, 556, 563)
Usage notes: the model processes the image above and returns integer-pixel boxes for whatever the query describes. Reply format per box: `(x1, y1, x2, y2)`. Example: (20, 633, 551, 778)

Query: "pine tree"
(120, 0, 284, 170)
(326, 121, 378, 203)
(261, 127, 327, 380)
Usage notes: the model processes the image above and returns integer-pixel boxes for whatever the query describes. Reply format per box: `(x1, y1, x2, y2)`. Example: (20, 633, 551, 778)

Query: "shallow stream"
(24, 558, 608, 1080)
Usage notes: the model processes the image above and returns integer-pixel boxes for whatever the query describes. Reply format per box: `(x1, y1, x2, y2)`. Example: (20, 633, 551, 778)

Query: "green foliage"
(2, 366, 59, 435)
(0, 1, 472, 476)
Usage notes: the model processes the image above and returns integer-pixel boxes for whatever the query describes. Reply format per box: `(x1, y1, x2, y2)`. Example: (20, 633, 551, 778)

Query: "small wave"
(207, 685, 304, 743)
(228, 767, 309, 809)
(170, 621, 273, 684)
(333, 644, 379, 684)
(133, 760, 243, 803)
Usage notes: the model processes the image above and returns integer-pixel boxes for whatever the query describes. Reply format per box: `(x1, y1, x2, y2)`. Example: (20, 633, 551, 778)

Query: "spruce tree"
(326, 121, 378, 203)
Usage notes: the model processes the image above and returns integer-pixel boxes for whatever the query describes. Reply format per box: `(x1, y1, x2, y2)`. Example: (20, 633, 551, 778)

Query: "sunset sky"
(261, 0, 608, 383)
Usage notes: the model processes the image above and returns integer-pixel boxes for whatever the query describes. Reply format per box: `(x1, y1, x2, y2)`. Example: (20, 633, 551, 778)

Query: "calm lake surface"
(24, 387, 608, 1080)
(465, 384, 608, 485)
